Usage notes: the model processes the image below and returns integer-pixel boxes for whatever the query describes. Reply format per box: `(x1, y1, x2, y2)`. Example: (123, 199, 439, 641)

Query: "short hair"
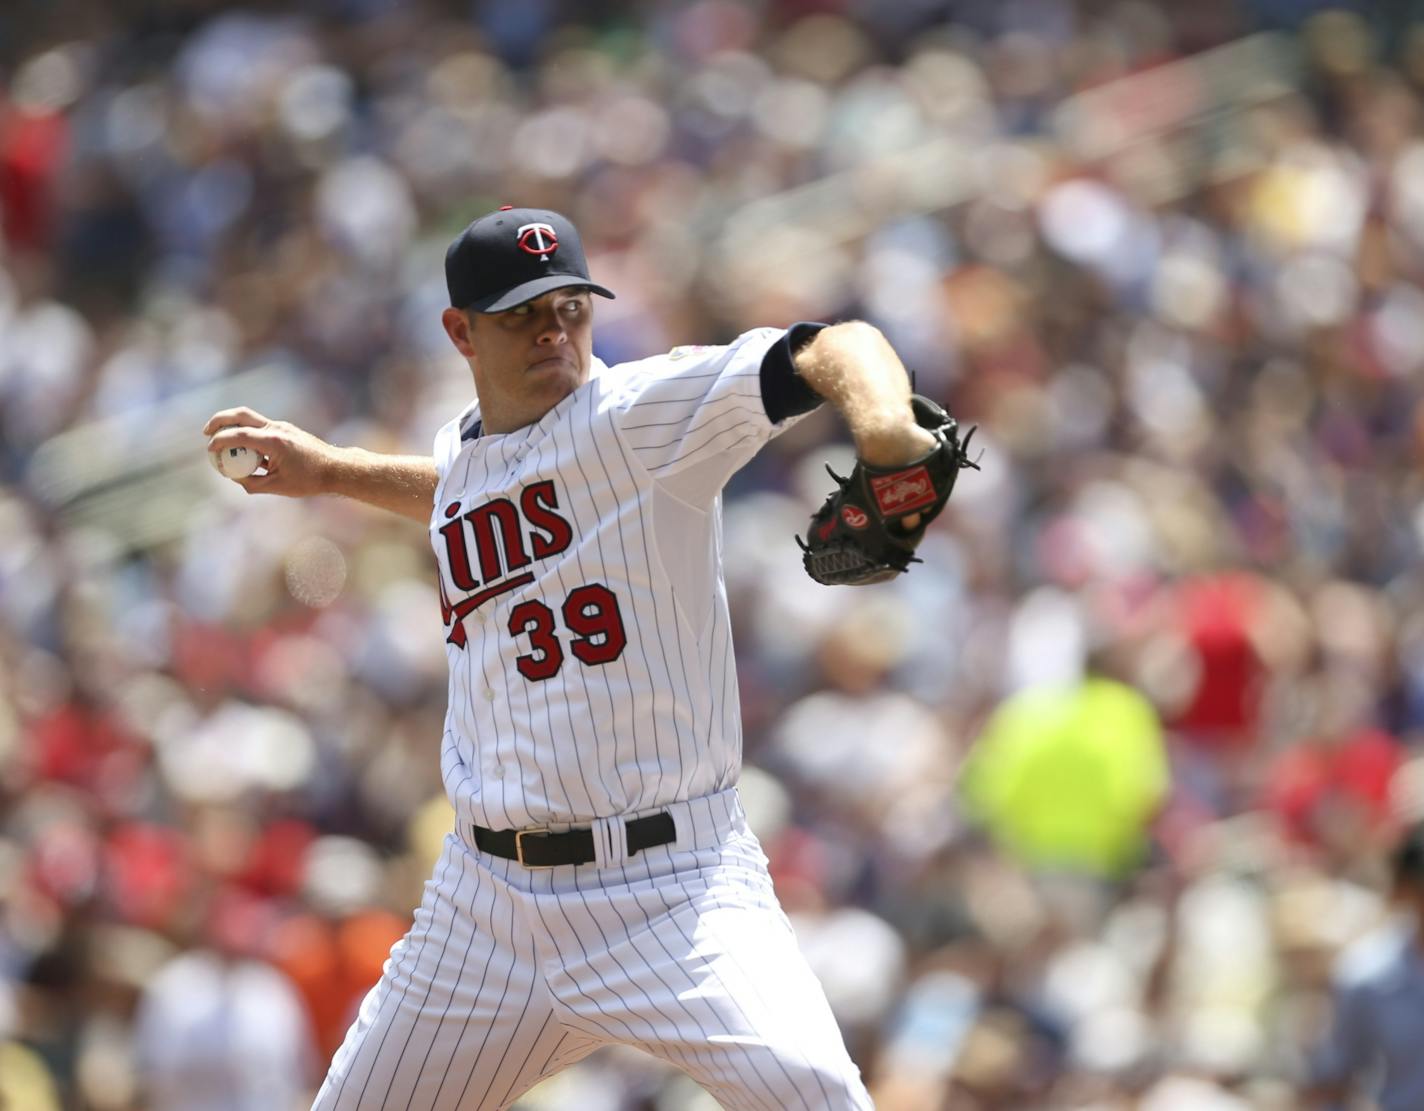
(1392, 821, 1424, 886)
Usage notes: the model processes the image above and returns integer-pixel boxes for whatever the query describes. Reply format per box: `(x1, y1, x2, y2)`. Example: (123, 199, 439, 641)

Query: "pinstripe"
(496, 630, 542, 830)
(708, 611, 735, 788)
(523, 873, 646, 1046)
(466, 445, 514, 829)
(578, 404, 689, 803)
(589, 877, 768, 1099)
(633, 368, 727, 381)
(619, 360, 755, 419)
(335, 849, 460, 1109)
(621, 396, 758, 428)
(621, 412, 726, 429)
(651, 429, 763, 476)
(590, 865, 781, 1111)
(630, 404, 756, 455)
(498, 425, 534, 803)
(614, 369, 729, 402)
(661, 582, 713, 804)
(506, 609, 554, 829)
(532, 1030, 573, 1078)
(481, 434, 556, 830)
(449, 874, 531, 1109)
(538, 407, 626, 821)
(519, 929, 619, 1049)
(384, 851, 473, 1104)
(445, 569, 488, 829)
(545, 404, 627, 811)
(566, 402, 652, 806)
(439, 733, 475, 818)
(621, 397, 755, 438)
(543, 1030, 599, 1074)
(471, 628, 517, 829)
(620, 855, 804, 1109)
(490, 1010, 555, 1109)
(631, 413, 758, 471)
(540, 874, 660, 1048)
(623, 836, 785, 1111)
(462, 974, 537, 1106)
(614, 364, 763, 413)
(441, 443, 487, 827)
(623, 364, 763, 455)
(709, 550, 741, 788)
(526, 534, 604, 822)
(409, 862, 497, 1109)
(616, 392, 722, 408)
(598, 419, 703, 803)
(665, 853, 850, 1109)
(502, 540, 560, 831)
(615, 388, 724, 417)
(508, 431, 599, 823)
(585, 401, 694, 802)
(563, 866, 703, 1042)
(561, 888, 711, 1087)
(669, 926, 819, 1107)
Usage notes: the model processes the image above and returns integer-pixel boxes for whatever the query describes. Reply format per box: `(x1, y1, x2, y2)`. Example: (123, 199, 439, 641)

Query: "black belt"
(473, 811, 676, 868)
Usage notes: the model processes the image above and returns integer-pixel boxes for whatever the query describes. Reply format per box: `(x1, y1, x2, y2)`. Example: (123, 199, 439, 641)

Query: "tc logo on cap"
(517, 223, 558, 261)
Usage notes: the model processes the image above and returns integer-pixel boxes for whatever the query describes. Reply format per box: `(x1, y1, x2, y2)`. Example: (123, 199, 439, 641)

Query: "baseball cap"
(445, 207, 615, 313)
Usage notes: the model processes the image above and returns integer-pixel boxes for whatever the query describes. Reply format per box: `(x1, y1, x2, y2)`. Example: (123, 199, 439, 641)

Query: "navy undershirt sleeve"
(759, 321, 828, 424)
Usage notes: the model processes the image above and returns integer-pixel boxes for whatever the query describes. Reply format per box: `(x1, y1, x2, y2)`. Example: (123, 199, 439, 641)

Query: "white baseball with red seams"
(311, 328, 874, 1111)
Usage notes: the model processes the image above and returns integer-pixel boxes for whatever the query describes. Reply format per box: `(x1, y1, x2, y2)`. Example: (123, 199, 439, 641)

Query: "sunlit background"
(5, 1, 1424, 1108)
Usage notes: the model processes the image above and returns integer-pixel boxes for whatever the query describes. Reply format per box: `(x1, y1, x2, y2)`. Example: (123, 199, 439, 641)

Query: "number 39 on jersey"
(435, 480, 628, 678)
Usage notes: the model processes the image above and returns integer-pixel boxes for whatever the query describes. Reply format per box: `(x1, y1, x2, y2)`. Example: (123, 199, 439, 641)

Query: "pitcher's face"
(442, 288, 594, 433)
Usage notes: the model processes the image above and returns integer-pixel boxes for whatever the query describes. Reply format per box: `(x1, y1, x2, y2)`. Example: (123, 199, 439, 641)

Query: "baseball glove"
(797, 395, 979, 586)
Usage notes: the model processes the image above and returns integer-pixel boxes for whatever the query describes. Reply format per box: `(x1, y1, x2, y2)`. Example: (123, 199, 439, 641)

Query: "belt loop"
(591, 814, 628, 869)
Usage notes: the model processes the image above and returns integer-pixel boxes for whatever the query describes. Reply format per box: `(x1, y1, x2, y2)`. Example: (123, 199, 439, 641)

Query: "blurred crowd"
(8, 0, 1424, 1108)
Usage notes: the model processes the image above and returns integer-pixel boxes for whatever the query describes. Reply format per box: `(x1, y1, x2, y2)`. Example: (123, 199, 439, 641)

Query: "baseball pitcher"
(203, 207, 974, 1110)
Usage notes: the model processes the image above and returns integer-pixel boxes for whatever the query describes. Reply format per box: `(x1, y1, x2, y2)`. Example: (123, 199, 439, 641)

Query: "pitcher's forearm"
(325, 449, 438, 522)
(792, 321, 936, 466)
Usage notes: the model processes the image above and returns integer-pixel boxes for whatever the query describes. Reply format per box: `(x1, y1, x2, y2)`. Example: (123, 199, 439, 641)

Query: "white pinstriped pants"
(311, 789, 872, 1111)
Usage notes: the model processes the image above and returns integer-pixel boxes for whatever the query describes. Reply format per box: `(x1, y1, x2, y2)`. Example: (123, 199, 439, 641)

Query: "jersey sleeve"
(604, 323, 825, 503)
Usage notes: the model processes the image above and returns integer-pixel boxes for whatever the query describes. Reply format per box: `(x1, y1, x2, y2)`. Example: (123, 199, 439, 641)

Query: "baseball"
(211, 444, 260, 480)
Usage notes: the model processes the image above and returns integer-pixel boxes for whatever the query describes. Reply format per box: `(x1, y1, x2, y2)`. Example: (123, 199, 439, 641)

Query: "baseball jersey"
(429, 324, 823, 833)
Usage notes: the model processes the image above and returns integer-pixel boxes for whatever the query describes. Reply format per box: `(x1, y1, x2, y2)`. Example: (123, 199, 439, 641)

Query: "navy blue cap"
(445, 207, 616, 313)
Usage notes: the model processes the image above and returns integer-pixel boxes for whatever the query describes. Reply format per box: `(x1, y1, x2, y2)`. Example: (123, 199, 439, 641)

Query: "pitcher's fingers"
(234, 471, 278, 494)
(203, 408, 270, 437)
(207, 426, 276, 455)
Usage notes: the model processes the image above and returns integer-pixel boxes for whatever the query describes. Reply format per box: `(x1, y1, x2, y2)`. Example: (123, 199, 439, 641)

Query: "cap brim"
(467, 276, 616, 313)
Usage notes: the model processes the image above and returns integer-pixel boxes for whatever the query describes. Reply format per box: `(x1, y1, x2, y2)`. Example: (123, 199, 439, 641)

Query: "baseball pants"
(311, 788, 872, 1110)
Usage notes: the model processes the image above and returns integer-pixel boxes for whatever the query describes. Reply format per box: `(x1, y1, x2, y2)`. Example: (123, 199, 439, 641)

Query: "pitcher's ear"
(441, 307, 476, 358)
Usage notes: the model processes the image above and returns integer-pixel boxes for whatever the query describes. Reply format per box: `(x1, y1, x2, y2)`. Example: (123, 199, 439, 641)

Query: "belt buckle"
(514, 827, 553, 869)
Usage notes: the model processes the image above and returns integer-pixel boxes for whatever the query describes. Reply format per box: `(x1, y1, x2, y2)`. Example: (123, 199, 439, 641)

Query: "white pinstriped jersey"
(429, 327, 813, 832)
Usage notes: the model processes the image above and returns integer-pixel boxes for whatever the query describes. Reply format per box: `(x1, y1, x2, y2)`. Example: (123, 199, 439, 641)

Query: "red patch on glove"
(870, 466, 935, 516)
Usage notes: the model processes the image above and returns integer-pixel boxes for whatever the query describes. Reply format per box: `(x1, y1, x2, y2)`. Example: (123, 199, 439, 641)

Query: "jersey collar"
(460, 358, 609, 444)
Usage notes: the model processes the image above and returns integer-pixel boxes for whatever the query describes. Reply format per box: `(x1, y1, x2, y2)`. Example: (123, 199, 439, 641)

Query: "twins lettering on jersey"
(436, 480, 627, 679)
